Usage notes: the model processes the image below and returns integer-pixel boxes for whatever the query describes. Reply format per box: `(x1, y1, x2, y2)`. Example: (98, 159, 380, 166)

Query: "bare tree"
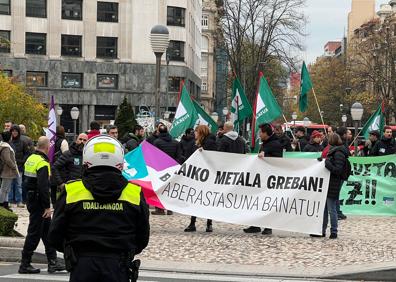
(218, 0, 306, 102)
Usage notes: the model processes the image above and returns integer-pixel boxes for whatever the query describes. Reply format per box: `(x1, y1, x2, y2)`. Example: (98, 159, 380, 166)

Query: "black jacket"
(217, 131, 246, 154)
(277, 134, 293, 152)
(23, 151, 51, 209)
(201, 134, 217, 151)
(146, 132, 159, 145)
(371, 137, 396, 156)
(325, 145, 349, 199)
(180, 134, 197, 163)
(122, 133, 143, 153)
(260, 134, 283, 158)
(48, 167, 150, 255)
(53, 142, 84, 185)
(294, 136, 308, 152)
(10, 125, 32, 170)
(304, 142, 324, 152)
(153, 133, 182, 163)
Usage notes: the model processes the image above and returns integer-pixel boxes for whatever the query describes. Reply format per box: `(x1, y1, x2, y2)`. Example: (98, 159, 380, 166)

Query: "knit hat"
(311, 130, 322, 139)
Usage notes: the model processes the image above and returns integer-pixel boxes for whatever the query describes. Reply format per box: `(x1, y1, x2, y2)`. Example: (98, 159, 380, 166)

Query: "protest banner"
(156, 150, 330, 235)
(339, 155, 396, 216)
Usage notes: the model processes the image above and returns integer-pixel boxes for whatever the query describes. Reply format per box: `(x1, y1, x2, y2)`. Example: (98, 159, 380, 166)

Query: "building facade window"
(167, 6, 185, 27)
(97, 2, 118, 22)
(0, 30, 10, 53)
(62, 73, 83, 88)
(97, 37, 117, 59)
(201, 54, 208, 77)
(202, 36, 209, 52)
(168, 40, 185, 62)
(26, 71, 47, 87)
(62, 0, 82, 20)
(2, 70, 12, 77)
(0, 0, 10, 15)
(202, 14, 209, 29)
(26, 0, 47, 18)
(202, 81, 208, 92)
(97, 74, 118, 89)
(168, 76, 183, 92)
(25, 33, 46, 55)
(61, 35, 82, 56)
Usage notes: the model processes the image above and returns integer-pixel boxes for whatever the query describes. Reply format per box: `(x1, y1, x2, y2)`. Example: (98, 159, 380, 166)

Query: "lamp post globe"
(150, 25, 169, 122)
(70, 107, 80, 139)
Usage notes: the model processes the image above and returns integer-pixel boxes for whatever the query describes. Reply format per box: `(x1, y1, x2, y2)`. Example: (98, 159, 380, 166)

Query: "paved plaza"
(6, 206, 396, 278)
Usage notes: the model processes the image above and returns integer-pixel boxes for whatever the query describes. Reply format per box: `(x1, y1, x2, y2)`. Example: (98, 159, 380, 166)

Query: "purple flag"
(46, 96, 57, 163)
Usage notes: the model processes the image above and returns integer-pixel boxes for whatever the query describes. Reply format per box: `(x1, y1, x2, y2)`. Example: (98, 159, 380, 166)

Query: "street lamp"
(351, 102, 364, 156)
(303, 117, 310, 135)
(292, 112, 297, 128)
(165, 51, 170, 116)
(342, 114, 347, 127)
(56, 106, 63, 126)
(150, 25, 169, 122)
(222, 107, 228, 122)
(70, 107, 80, 139)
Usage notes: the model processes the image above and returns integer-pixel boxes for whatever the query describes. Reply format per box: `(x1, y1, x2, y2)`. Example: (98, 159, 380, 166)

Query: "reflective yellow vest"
(65, 180, 141, 206)
(24, 153, 50, 178)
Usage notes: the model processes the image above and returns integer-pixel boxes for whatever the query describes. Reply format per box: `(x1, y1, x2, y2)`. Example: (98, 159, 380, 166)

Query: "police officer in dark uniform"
(19, 136, 65, 274)
(48, 135, 150, 282)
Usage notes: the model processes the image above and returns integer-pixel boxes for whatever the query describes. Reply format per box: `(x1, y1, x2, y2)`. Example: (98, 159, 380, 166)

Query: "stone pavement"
(4, 206, 396, 279)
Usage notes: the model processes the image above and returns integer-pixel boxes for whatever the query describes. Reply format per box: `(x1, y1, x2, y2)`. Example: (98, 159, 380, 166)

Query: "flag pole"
(281, 114, 296, 140)
(312, 88, 328, 137)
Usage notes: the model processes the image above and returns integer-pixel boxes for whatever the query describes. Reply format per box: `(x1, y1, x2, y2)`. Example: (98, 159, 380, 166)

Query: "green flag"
(231, 77, 253, 132)
(170, 85, 198, 138)
(361, 103, 385, 139)
(193, 100, 218, 134)
(251, 72, 282, 149)
(299, 61, 312, 113)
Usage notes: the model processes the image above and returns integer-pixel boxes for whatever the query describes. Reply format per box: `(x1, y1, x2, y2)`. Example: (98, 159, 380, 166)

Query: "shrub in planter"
(0, 207, 18, 236)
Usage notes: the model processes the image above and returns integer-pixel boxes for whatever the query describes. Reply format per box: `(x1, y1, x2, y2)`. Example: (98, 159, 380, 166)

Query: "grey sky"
(303, 0, 388, 63)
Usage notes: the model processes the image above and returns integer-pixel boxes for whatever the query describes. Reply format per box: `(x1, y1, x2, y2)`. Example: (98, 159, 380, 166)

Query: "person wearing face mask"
(52, 134, 88, 198)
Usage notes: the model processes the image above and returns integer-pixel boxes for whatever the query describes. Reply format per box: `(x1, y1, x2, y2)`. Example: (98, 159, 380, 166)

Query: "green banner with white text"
(283, 152, 396, 216)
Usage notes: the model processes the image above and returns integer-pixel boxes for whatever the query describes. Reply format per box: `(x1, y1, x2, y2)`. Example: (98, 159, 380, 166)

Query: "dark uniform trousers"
(70, 256, 129, 282)
(22, 200, 56, 261)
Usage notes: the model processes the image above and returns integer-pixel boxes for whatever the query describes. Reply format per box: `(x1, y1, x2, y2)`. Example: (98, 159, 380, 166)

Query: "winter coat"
(200, 134, 217, 151)
(325, 145, 349, 199)
(0, 142, 19, 179)
(153, 133, 182, 163)
(180, 134, 197, 163)
(217, 131, 247, 154)
(53, 142, 84, 185)
(87, 129, 101, 140)
(371, 137, 396, 156)
(294, 136, 308, 152)
(10, 125, 32, 170)
(277, 134, 293, 152)
(123, 133, 142, 153)
(304, 142, 324, 152)
(259, 134, 283, 158)
(146, 132, 159, 145)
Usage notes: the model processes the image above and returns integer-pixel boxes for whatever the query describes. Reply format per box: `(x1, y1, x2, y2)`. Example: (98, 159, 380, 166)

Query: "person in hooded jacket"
(180, 128, 197, 163)
(52, 134, 88, 199)
(152, 125, 182, 215)
(304, 130, 324, 152)
(48, 135, 150, 282)
(313, 133, 349, 239)
(273, 124, 292, 152)
(9, 125, 33, 206)
(146, 122, 164, 145)
(122, 125, 145, 153)
(0, 131, 19, 211)
(217, 122, 247, 154)
(292, 126, 309, 152)
(184, 125, 217, 233)
(371, 126, 396, 156)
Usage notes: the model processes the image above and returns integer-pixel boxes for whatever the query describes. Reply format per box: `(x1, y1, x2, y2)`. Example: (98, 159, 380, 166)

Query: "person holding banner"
(243, 123, 283, 235)
(371, 126, 396, 156)
(184, 125, 217, 233)
(318, 133, 349, 239)
(303, 130, 324, 152)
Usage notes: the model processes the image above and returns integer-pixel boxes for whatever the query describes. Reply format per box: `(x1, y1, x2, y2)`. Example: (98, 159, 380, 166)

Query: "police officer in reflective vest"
(49, 135, 150, 282)
(19, 136, 65, 274)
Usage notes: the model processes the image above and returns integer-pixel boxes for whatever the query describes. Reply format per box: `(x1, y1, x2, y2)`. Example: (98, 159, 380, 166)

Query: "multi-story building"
(0, 0, 202, 132)
(200, 0, 217, 113)
(324, 41, 341, 57)
(347, 0, 375, 42)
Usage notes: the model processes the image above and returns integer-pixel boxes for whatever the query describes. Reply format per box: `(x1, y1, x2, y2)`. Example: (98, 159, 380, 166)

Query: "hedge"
(0, 207, 18, 236)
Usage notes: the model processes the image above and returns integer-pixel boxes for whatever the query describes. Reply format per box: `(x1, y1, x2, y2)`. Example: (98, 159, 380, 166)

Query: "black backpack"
(341, 157, 352, 180)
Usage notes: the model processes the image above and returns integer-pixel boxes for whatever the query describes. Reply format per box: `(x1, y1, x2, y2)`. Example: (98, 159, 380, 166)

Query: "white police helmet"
(83, 135, 124, 170)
